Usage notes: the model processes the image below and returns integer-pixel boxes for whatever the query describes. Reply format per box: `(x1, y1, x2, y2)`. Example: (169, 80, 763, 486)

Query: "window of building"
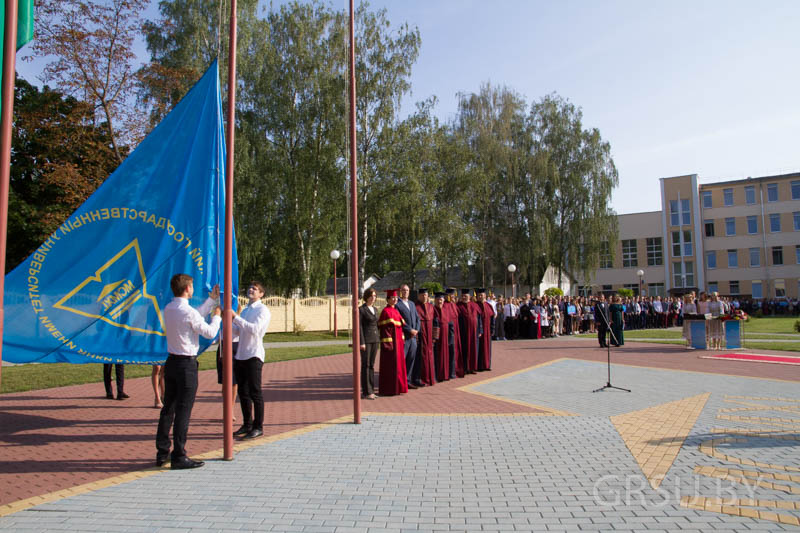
(622, 239, 638, 267)
(747, 215, 758, 234)
(767, 183, 778, 202)
(794, 211, 800, 231)
(673, 262, 683, 288)
(702, 190, 712, 208)
(646, 237, 662, 266)
(792, 180, 800, 200)
(683, 230, 692, 256)
(745, 185, 755, 205)
(727, 249, 737, 268)
(602, 284, 612, 292)
(648, 283, 665, 298)
(749, 247, 760, 267)
(708, 282, 718, 294)
(773, 246, 783, 265)
(725, 217, 735, 236)
(599, 241, 612, 269)
(671, 231, 681, 257)
(796, 245, 800, 265)
(729, 280, 740, 294)
(681, 199, 690, 225)
(723, 188, 734, 206)
(752, 281, 762, 299)
(669, 199, 691, 226)
(770, 213, 781, 233)
(775, 279, 786, 298)
(704, 219, 715, 237)
(684, 261, 694, 287)
(706, 250, 716, 269)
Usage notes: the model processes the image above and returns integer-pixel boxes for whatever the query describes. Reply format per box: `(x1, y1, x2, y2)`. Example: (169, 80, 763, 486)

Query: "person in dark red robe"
(414, 288, 436, 386)
(378, 289, 408, 395)
(432, 292, 449, 381)
(456, 289, 479, 375)
(475, 288, 495, 371)
(444, 288, 463, 378)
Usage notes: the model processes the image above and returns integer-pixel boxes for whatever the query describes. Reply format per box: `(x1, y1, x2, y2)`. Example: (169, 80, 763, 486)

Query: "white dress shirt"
(233, 300, 271, 362)
(503, 303, 518, 317)
(164, 297, 221, 356)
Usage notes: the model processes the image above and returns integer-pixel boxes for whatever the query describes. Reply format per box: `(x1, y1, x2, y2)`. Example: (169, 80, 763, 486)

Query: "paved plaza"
(0, 339, 798, 531)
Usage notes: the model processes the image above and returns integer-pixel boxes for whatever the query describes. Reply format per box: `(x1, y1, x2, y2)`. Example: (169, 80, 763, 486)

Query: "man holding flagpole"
(156, 275, 221, 470)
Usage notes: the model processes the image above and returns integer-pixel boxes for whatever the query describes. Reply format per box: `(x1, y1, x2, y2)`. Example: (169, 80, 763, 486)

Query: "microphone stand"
(593, 302, 631, 393)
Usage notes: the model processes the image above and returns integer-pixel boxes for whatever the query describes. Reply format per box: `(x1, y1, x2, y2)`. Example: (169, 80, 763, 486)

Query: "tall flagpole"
(0, 0, 21, 391)
(348, 0, 361, 424)
(222, 0, 238, 460)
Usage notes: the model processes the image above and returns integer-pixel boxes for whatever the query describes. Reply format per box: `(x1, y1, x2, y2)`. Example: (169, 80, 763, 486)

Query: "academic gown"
(378, 305, 408, 395)
(477, 301, 495, 370)
(456, 301, 479, 373)
(415, 301, 436, 386)
(433, 305, 449, 381)
(444, 301, 464, 378)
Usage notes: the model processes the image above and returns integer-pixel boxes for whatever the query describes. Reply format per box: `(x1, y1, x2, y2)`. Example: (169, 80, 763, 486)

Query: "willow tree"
(528, 94, 618, 287)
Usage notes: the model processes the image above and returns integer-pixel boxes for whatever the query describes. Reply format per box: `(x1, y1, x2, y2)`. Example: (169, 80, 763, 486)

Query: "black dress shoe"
(233, 425, 252, 437)
(407, 383, 418, 389)
(242, 428, 263, 440)
(106, 393, 114, 399)
(117, 392, 130, 400)
(413, 382, 426, 387)
(155, 457, 168, 467)
(171, 457, 205, 470)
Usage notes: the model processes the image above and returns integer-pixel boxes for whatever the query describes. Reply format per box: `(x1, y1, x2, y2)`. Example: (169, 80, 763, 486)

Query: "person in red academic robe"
(475, 288, 495, 371)
(414, 288, 436, 386)
(456, 289, 479, 375)
(432, 292, 449, 381)
(444, 288, 464, 378)
(378, 289, 408, 395)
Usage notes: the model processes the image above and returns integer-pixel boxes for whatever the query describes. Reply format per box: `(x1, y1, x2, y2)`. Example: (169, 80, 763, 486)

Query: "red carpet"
(700, 352, 800, 365)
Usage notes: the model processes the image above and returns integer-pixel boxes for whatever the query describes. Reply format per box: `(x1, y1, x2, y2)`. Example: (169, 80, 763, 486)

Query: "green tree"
(8, 77, 120, 271)
(30, 0, 149, 160)
(527, 94, 618, 288)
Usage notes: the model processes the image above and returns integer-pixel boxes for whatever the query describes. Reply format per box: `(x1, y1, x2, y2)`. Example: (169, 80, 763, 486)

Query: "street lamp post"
(331, 250, 340, 336)
(636, 269, 644, 297)
(508, 264, 516, 298)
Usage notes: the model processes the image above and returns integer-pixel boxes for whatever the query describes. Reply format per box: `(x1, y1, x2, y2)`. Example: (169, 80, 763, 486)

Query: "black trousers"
(597, 326, 608, 347)
(447, 323, 457, 378)
(234, 357, 264, 431)
(103, 363, 124, 397)
(156, 355, 198, 461)
(361, 343, 378, 395)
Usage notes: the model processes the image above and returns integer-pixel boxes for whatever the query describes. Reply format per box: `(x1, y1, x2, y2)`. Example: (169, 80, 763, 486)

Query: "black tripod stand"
(593, 302, 630, 393)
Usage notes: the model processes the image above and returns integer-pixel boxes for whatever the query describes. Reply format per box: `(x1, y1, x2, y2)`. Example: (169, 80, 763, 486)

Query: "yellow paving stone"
(758, 511, 779, 522)
(778, 514, 800, 526)
(739, 508, 760, 519)
(611, 393, 710, 489)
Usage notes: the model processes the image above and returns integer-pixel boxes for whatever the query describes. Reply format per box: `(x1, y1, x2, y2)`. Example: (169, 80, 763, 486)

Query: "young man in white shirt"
(232, 281, 271, 439)
(156, 274, 221, 469)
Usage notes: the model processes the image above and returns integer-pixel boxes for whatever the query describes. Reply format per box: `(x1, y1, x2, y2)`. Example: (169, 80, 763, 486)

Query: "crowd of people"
(358, 286, 495, 398)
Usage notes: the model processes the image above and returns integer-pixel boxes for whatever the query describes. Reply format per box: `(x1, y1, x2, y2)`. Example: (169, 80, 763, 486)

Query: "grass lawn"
(1, 344, 350, 395)
(264, 330, 351, 342)
(743, 317, 800, 334)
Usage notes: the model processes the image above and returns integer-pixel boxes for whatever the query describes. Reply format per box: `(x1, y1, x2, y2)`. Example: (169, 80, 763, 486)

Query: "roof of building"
(371, 265, 482, 291)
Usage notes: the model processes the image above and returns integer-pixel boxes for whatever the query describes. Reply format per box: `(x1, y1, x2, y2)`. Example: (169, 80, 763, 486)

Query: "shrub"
(794, 320, 800, 333)
(544, 287, 563, 298)
(419, 281, 443, 294)
(617, 288, 634, 299)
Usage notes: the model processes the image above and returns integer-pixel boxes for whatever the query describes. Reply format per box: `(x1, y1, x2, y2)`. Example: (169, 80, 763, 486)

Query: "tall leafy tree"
(30, 0, 148, 160)
(8, 78, 120, 270)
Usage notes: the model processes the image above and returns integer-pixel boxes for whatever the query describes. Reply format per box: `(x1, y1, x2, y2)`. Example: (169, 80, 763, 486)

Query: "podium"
(684, 313, 707, 350)
(724, 320, 742, 349)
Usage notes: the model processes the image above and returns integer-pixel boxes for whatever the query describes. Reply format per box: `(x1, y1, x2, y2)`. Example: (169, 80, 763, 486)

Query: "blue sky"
(19, 1, 800, 214)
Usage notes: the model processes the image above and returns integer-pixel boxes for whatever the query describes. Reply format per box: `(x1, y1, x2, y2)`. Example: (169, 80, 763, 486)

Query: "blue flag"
(3, 61, 237, 364)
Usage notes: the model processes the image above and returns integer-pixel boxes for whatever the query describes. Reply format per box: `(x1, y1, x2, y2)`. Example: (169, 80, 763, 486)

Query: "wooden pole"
(222, 0, 238, 460)
(348, 0, 361, 424)
(0, 0, 21, 391)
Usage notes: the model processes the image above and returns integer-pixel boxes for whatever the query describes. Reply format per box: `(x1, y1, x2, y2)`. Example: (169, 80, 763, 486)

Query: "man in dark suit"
(595, 293, 610, 348)
(396, 284, 422, 388)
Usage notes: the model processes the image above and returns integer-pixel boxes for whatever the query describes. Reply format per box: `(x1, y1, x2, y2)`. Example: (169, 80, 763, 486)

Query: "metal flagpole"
(222, 0, 238, 460)
(0, 0, 21, 391)
(348, 0, 361, 424)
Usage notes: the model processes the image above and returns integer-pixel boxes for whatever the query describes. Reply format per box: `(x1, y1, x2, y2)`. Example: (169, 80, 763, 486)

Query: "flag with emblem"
(2, 60, 237, 364)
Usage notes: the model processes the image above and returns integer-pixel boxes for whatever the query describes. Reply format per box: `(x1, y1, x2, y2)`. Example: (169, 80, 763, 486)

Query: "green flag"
(1, 0, 34, 58)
